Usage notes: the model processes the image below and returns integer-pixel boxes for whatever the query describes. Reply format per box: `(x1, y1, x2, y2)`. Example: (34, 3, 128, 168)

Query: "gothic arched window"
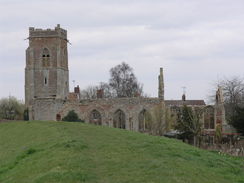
(204, 106, 215, 129)
(113, 109, 126, 129)
(138, 109, 152, 132)
(89, 109, 102, 125)
(42, 48, 50, 67)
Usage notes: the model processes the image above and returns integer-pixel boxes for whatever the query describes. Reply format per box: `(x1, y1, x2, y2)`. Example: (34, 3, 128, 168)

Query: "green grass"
(0, 121, 243, 183)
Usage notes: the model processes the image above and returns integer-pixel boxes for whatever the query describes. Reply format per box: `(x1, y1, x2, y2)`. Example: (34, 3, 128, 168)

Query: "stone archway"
(138, 109, 152, 132)
(89, 109, 102, 125)
(56, 114, 61, 121)
(113, 109, 126, 129)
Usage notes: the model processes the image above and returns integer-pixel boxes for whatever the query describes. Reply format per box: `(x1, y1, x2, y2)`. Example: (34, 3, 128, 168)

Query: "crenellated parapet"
(29, 24, 67, 40)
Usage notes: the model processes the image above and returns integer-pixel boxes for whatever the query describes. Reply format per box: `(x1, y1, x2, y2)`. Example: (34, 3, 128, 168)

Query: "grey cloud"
(1, 0, 244, 102)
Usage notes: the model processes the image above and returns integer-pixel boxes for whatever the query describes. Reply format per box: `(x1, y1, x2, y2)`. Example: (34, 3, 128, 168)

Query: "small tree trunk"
(194, 136, 197, 146)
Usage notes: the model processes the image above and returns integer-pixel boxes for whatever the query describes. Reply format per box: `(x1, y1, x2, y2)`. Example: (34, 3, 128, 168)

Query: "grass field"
(0, 121, 243, 183)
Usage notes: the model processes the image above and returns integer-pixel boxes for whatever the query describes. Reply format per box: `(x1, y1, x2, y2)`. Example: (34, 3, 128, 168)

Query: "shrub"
(62, 110, 83, 122)
(231, 106, 244, 135)
(0, 96, 25, 120)
(23, 108, 29, 121)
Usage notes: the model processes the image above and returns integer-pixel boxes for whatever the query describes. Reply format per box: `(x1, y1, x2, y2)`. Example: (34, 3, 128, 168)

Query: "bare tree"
(208, 77, 244, 104)
(80, 85, 98, 99)
(80, 82, 115, 100)
(210, 76, 244, 123)
(98, 82, 116, 98)
(221, 77, 244, 124)
(220, 76, 244, 106)
(109, 62, 143, 98)
(208, 76, 244, 134)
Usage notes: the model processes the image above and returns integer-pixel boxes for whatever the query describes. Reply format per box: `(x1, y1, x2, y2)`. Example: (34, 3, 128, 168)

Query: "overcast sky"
(0, 0, 244, 103)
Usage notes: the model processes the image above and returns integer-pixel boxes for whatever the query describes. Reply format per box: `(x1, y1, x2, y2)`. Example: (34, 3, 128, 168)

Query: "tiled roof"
(165, 100, 206, 106)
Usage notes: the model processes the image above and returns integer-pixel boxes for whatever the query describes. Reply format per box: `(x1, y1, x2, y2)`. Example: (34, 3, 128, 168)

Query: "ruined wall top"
(216, 86, 224, 104)
(79, 97, 164, 106)
(29, 24, 67, 39)
(158, 67, 164, 100)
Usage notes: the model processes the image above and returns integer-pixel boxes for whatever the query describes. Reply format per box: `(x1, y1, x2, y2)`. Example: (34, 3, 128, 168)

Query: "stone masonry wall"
(55, 98, 164, 132)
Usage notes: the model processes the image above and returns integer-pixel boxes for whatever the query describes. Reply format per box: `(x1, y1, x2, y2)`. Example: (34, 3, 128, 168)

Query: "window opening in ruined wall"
(204, 106, 215, 129)
(44, 77, 47, 85)
(138, 109, 152, 132)
(113, 109, 126, 129)
(56, 114, 61, 121)
(89, 109, 102, 125)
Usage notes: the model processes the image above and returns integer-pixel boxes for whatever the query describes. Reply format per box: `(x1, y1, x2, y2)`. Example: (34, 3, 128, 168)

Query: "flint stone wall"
(33, 97, 164, 132)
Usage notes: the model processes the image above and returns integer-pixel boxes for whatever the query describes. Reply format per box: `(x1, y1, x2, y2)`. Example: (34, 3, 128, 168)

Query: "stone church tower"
(25, 24, 69, 120)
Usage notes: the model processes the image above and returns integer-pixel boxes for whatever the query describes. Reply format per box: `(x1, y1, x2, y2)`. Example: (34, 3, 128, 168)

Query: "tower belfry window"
(44, 77, 47, 85)
(42, 48, 50, 67)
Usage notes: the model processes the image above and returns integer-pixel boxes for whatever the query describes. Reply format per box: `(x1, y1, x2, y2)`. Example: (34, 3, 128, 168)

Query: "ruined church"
(25, 24, 226, 135)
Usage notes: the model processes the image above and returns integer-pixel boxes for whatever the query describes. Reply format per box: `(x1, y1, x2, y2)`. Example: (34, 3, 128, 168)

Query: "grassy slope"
(0, 121, 243, 183)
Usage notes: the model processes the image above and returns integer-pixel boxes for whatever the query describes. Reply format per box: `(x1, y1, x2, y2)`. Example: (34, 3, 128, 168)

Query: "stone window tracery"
(138, 109, 152, 132)
(42, 48, 50, 67)
(89, 109, 102, 125)
(113, 109, 126, 129)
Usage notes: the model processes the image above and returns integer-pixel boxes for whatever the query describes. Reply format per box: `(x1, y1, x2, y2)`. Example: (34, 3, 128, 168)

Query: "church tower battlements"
(25, 24, 69, 111)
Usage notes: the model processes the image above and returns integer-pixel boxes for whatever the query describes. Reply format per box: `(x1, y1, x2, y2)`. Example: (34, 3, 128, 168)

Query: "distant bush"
(0, 96, 25, 120)
(62, 110, 84, 122)
(23, 108, 29, 121)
